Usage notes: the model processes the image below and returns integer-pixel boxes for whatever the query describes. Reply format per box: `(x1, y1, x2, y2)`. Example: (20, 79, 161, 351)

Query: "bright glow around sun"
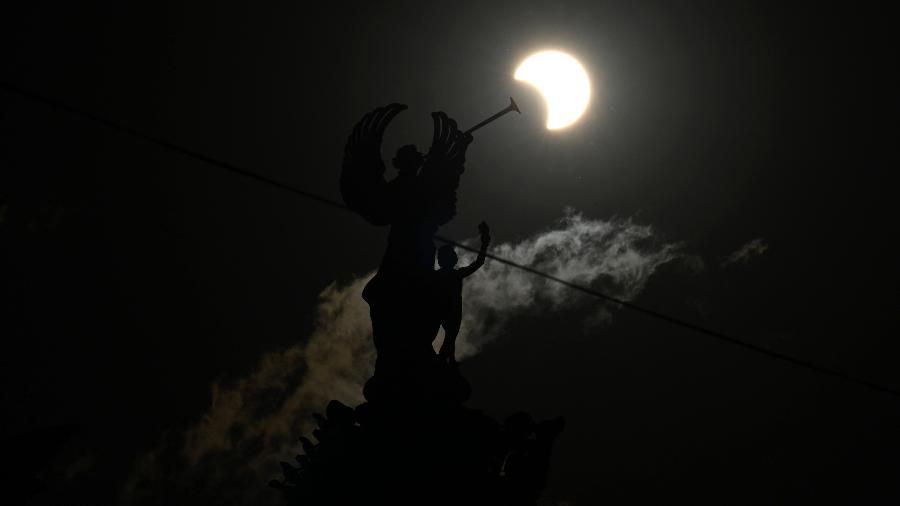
(514, 50, 591, 130)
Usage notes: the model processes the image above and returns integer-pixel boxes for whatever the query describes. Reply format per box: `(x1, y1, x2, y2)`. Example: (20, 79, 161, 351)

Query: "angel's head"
(392, 144, 424, 174)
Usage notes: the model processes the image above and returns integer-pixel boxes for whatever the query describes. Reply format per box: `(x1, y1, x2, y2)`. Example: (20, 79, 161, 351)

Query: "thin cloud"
(451, 210, 683, 357)
(722, 238, 769, 267)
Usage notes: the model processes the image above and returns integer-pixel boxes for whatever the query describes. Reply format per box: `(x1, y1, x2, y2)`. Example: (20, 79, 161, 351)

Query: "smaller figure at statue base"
(434, 221, 491, 363)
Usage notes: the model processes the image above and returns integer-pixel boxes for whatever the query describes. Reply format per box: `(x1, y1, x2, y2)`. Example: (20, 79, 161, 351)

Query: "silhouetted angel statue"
(269, 105, 564, 505)
(341, 103, 473, 234)
(341, 104, 474, 364)
(435, 221, 491, 363)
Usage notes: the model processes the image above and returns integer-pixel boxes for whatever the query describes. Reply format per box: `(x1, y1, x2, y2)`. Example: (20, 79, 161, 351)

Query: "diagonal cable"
(2, 79, 898, 398)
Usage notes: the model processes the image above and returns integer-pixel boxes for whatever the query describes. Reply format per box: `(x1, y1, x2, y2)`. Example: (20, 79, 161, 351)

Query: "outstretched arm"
(458, 222, 491, 278)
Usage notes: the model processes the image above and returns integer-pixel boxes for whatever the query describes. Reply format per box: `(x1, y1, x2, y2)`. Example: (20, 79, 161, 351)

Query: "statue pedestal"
(271, 358, 563, 506)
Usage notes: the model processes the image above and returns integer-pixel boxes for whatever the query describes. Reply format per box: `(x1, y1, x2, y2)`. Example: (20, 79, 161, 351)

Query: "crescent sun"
(514, 50, 591, 130)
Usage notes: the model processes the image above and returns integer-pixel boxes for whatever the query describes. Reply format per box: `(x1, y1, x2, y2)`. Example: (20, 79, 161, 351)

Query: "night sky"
(2, 1, 898, 504)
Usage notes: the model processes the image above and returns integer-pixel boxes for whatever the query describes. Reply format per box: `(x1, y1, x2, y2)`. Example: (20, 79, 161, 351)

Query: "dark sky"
(2, 1, 898, 504)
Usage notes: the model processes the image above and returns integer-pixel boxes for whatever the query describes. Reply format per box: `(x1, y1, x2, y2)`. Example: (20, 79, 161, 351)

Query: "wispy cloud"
(722, 238, 769, 267)
(452, 210, 683, 356)
(121, 211, 684, 505)
(122, 275, 374, 505)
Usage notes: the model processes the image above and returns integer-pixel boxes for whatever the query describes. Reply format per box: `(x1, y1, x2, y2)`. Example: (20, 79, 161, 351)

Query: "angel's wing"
(340, 103, 407, 225)
(417, 112, 473, 228)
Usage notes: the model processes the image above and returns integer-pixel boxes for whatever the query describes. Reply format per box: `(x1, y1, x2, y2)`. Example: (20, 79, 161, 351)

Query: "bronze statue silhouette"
(342, 104, 474, 389)
(271, 102, 562, 506)
(435, 221, 491, 363)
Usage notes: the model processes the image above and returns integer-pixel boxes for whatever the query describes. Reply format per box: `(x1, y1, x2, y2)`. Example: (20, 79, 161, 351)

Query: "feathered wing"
(417, 111, 473, 228)
(340, 103, 407, 225)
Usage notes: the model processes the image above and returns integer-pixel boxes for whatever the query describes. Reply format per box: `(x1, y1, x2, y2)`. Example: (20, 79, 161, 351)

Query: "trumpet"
(464, 97, 521, 135)
(417, 97, 521, 162)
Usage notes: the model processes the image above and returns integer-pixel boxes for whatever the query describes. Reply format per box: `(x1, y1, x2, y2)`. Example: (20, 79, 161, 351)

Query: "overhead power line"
(2, 80, 898, 399)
